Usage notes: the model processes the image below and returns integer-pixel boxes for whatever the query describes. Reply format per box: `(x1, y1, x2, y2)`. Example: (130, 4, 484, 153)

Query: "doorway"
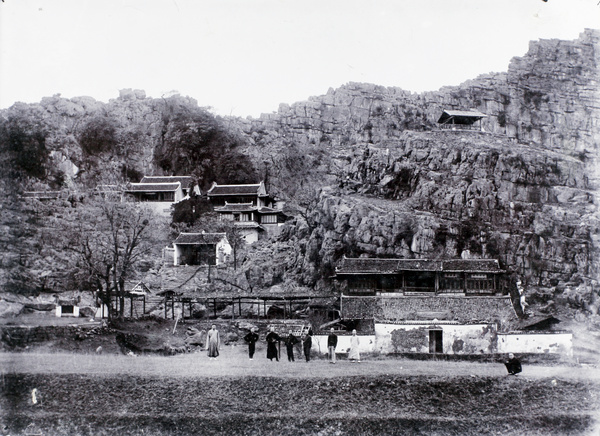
(429, 330, 443, 353)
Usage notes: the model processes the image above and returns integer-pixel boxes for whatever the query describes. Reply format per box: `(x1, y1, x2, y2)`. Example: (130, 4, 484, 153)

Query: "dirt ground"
(1, 345, 599, 380)
(2, 348, 600, 436)
(2, 317, 600, 435)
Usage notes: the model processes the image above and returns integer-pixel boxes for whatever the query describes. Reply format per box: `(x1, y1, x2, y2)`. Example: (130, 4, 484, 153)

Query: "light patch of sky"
(0, 0, 598, 117)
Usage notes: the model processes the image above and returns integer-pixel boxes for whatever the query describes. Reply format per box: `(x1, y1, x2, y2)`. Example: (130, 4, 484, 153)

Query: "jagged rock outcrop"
(231, 30, 600, 319)
(1, 30, 598, 324)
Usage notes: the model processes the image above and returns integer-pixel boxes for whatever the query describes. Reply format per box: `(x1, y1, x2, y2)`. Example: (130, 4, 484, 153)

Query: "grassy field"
(2, 348, 600, 435)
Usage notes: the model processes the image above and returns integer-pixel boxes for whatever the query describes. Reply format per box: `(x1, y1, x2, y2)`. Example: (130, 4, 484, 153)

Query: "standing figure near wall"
(348, 329, 361, 362)
(327, 328, 338, 364)
(266, 326, 280, 362)
(284, 330, 299, 362)
(302, 333, 312, 362)
(244, 327, 259, 360)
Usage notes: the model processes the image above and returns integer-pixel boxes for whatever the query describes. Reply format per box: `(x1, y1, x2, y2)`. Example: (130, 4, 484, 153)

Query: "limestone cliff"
(233, 29, 600, 320)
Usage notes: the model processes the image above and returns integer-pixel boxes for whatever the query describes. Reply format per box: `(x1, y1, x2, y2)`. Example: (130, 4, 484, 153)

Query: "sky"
(0, 0, 599, 118)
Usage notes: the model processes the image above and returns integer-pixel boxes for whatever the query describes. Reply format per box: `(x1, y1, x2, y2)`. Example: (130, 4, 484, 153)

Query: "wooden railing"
(438, 123, 480, 131)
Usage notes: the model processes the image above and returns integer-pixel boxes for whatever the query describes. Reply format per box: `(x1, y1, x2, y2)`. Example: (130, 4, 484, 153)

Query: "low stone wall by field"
(0, 325, 108, 349)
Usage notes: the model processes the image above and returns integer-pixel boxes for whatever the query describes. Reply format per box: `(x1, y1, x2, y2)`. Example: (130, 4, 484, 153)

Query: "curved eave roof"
(174, 232, 227, 244)
(215, 203, 257, 212)
(125, 183, 180, 192)
(335, 257, 504, 275)
(438, 109, 487, 124)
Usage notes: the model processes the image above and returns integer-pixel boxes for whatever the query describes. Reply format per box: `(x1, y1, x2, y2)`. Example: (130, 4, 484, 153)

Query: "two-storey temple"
(333, 257, 571, 356)
(207, 181, 285, 243)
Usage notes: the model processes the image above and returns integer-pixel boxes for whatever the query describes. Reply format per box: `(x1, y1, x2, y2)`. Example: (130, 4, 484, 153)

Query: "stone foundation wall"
(342, 295, 514, 325)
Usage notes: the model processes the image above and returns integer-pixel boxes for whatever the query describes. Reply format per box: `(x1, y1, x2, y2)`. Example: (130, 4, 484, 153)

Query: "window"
(349, 277, 376, 291)
(470, 274, 488, 279)
(262, 215, 277, 224)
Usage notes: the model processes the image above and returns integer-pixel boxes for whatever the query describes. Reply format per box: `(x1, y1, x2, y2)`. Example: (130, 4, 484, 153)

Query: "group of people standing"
(245, 326, 314, 362)
(206, 324, 361, 363)
(244, 326, 361, 363)
(207, 324, 522, 374)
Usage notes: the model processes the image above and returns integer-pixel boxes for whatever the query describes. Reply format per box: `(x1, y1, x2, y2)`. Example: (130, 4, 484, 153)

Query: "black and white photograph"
(1, 1, 599, 435)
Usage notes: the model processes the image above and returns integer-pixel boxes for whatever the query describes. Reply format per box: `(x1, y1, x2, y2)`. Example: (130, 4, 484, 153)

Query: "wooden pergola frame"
(158, 292, 337, 320)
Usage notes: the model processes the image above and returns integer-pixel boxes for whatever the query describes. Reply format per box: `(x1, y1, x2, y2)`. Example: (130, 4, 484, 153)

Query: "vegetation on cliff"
(0, 31, 599, 325)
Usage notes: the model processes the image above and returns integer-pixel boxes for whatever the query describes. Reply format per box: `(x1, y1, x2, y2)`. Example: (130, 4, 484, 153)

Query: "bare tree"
(68, 200, 155, 319)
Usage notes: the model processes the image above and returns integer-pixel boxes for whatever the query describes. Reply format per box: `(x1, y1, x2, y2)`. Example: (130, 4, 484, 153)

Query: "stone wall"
(0, 325, 108, 349)
(341, 295, 514, 326)
(497, 332, 573, 356)
(375, 322, 497, 355)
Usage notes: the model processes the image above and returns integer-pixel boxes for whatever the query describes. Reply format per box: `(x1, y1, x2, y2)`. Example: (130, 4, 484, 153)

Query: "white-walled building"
(173, 232, 232, 266)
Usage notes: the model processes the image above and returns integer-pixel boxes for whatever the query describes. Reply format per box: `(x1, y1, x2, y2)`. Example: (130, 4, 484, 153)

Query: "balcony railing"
(347, 286, 497, 296)
(439, 123, 481, 130)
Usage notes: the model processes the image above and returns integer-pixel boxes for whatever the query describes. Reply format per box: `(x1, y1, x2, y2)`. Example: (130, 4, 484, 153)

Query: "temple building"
(334, 257, 519, 355)
(335, 257, 505, 296)
(438, 109, 487, 131)
(124, 176, 200, 216)
(207, 181, 285, 243)
(173, 232, 232, 266)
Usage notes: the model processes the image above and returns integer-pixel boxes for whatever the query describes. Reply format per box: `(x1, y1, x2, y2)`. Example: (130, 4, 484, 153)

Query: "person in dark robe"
(327, 327, 338, 364)
(302, 333, 312, 362)
(284, 330, 300, 362)
(266, 326, 280, 361)
(504, 353, 522, 375)
(243, 327, 259, 360)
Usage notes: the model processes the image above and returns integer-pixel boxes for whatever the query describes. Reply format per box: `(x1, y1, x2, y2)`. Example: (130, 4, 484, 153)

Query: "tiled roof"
(140, 176, 195, 186)
(397, 259, 442, 271)
(438, 109, 486, 124)
(234, 222, 263, 229)
(174, 232, 227, 245)
(336, 258, 402, 274)
(125, 183, 180, 192)
(207, 184, 262, 196)
(257, 206, 282, 214)
(336, 257, 503, 274)
(442, 259, 503, 273)
(215, 203, 257, 212)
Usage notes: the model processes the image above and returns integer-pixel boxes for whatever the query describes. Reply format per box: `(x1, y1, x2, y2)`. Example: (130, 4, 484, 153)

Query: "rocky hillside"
(231, 29, 600, 320)
(0, 30, 599, 324)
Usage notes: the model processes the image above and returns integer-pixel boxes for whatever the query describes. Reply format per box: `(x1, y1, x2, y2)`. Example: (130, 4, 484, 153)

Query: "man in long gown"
(327, 327, 338, 364)
(348, 329, 361, 362)
(284, 330, 299, 362)
(302, 333, 312, 362)
(266, 326, 280, 361)
(243, 327, 259, 360)
(206, 325, 220, 359)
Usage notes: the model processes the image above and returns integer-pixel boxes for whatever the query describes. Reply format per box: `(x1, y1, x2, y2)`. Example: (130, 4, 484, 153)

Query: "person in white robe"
(348, 329, 360, 362)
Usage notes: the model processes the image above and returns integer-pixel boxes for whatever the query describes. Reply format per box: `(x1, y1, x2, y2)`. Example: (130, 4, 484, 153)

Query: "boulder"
(185, 327, 206, 347)
(79, 306, 96, 318)
(237, 321, 258, 332)
(23, 302, 55, 312)
(0, 301, 23, 318)
(223, 332, 239, 345)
